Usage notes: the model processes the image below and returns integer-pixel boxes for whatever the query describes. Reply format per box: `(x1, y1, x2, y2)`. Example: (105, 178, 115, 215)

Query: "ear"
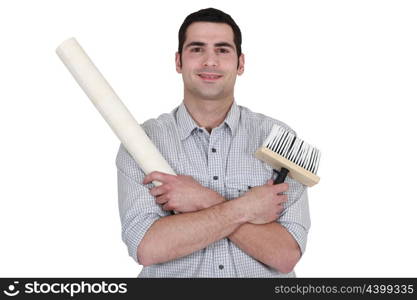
(237, 53, 245, 75)
(175, 52, 182, 73)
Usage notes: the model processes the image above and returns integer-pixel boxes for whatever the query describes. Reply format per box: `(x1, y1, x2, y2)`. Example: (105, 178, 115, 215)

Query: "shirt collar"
(176, 102, 198, 140)
(176, 101, 240, 140)
(223, 101, 240, 137)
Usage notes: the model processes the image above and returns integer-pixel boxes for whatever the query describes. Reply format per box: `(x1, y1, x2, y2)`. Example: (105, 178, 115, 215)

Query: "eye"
(218, 48, 230, 54)
(190, 47, 202, 53)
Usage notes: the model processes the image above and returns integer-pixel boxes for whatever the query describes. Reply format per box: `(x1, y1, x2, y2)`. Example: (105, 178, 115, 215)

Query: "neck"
(183, 96, 234, 133)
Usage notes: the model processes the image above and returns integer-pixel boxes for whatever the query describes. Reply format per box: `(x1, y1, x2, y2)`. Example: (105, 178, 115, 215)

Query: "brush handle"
(273, 168, 289, 184)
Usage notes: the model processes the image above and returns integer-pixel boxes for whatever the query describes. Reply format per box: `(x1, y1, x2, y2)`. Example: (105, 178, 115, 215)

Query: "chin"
(198, 89, 226, 100)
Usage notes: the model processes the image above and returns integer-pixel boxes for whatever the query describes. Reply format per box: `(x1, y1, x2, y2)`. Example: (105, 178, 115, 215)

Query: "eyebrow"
(214, 42, 235, 50)
(184, 41, 235, 51)
(184, 41, 206, 49)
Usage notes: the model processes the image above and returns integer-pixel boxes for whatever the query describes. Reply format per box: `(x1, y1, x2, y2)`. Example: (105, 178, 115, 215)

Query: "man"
(116, 8, 310, 277)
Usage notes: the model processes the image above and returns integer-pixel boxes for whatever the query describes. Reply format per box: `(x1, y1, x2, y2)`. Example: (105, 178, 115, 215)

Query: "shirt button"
(213, 176, 219, 180)
(211, 148, 217, 153)
(198, 129, 203, 133)
(219, 265, 224, 270)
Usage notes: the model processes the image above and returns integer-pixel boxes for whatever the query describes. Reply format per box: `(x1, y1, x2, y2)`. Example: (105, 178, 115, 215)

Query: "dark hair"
(178, 8, 242, 62)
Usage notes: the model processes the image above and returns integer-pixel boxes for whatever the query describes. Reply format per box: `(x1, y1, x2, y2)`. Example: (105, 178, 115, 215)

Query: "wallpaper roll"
(56, 37, 176, 186)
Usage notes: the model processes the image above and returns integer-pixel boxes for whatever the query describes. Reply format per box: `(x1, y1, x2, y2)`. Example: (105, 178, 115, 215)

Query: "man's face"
(176, 22, 245, 101)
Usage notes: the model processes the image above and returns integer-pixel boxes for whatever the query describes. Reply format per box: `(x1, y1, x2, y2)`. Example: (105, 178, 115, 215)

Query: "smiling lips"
(198, 73, 223, 82)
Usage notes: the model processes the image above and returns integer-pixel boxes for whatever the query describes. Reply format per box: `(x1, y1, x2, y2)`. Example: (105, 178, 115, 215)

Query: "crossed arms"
(136, 172, 302, 274)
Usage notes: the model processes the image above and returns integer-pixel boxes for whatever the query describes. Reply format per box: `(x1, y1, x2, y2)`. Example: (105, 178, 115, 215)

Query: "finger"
(272, 182, 289, 194)
(266, 179, 274, 186)
(277, 194, 288, 204)
(155, 195, 168, 205)
(150, 184, 169, 197)
(162, 202, 173, 211)
(143, 171, 176, 185)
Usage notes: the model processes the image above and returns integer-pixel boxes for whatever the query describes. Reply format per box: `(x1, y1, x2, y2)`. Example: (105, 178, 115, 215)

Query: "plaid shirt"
(116, 101, 310, 277)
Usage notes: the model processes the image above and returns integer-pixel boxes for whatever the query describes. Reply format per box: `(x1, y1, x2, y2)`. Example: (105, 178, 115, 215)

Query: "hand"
(238, 180, 288, 225)
(143, 171, 225, 213)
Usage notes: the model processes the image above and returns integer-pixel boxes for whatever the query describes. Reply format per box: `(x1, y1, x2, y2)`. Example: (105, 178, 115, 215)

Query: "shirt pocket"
(224, 159, 274, 200)
(176, 153, 209, 187)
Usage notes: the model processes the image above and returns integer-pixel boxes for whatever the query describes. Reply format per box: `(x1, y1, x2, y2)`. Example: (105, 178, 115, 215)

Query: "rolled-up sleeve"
(116, 144, 169, 264)
(279, 184, 311, 255)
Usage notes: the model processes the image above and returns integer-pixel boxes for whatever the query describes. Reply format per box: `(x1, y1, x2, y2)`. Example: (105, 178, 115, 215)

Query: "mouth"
(197, 73, 223, 82)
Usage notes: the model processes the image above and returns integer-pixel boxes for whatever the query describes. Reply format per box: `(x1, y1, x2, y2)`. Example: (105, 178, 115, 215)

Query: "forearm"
(138, 199, 247, 266)
(204, 194, 301, 272)
(228, 222, 301, 273)
(202, 194, 301, 272)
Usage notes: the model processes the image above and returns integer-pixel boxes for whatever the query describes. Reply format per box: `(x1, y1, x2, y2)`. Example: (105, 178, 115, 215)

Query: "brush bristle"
(263, 124, 321, 174)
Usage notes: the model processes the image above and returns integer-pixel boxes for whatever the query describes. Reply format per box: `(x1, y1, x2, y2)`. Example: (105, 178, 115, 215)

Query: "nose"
(203, 50, 218, 68)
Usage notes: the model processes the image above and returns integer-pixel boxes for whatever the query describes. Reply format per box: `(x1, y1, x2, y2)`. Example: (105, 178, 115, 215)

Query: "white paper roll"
(56, 37, 176, 186)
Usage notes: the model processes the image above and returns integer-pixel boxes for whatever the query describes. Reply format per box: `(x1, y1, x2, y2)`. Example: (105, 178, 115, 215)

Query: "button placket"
(208, 131, 222, 191)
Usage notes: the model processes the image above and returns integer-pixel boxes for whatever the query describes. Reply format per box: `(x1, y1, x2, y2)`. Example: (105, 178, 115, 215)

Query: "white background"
(1, 0, 416, 277)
